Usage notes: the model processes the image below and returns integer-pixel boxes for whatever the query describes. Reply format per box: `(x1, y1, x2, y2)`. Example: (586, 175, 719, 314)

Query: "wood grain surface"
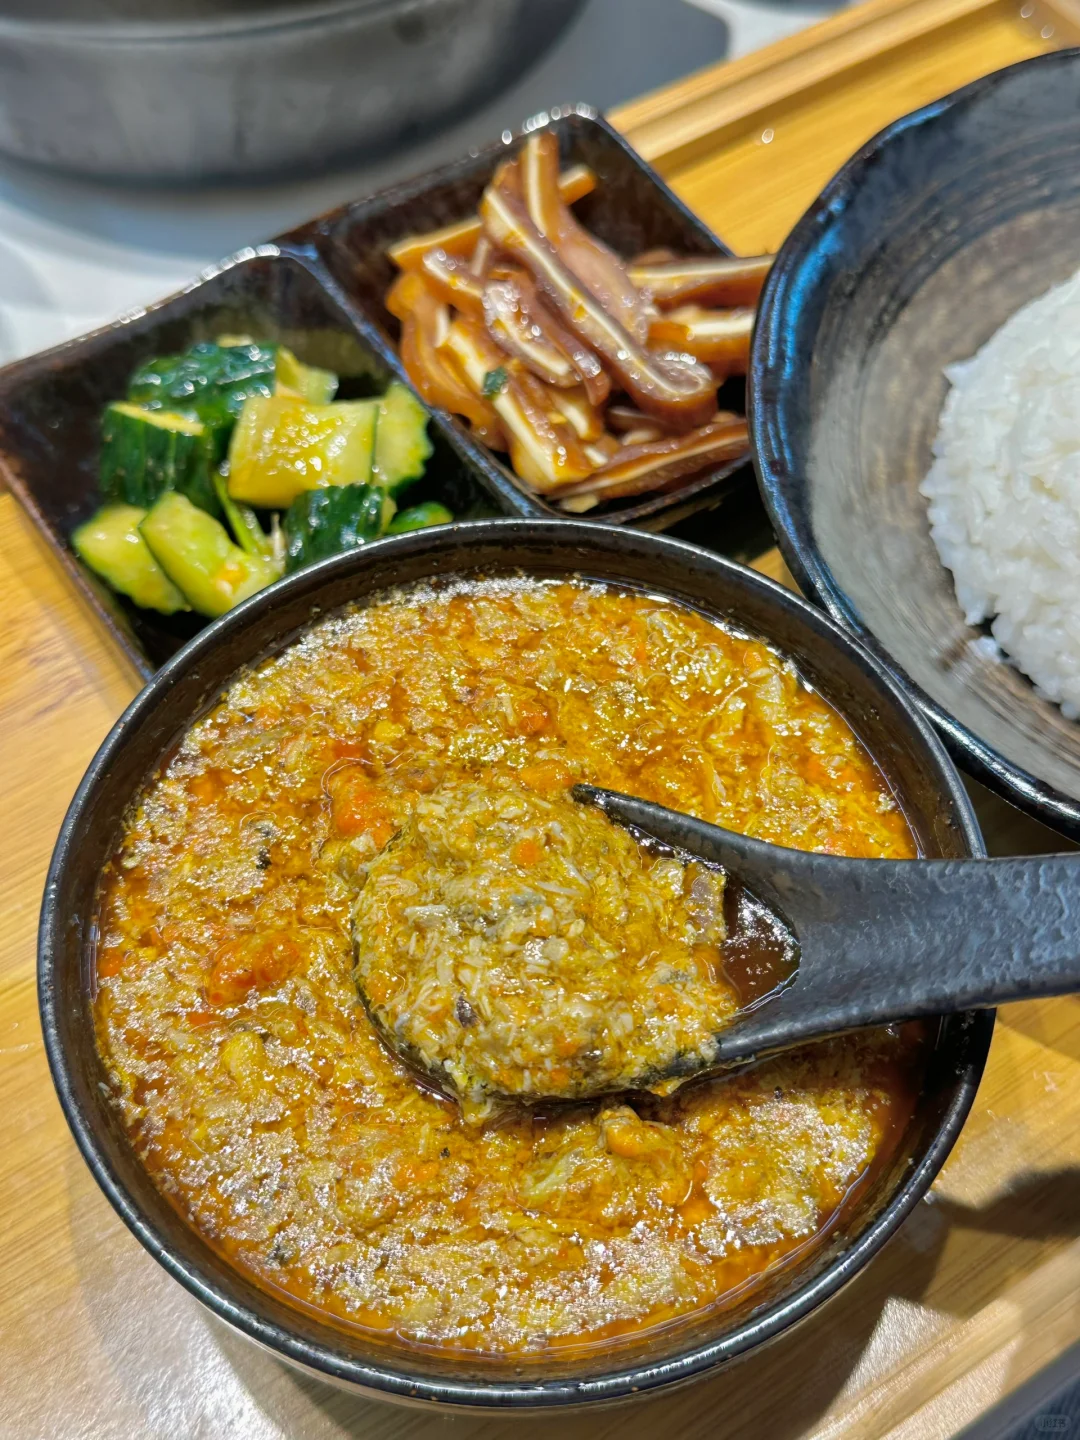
(5, 3, 1080, 1436)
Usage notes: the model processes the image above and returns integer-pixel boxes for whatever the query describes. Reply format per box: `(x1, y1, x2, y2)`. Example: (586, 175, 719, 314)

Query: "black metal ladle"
(573, 783, 1080, 1071)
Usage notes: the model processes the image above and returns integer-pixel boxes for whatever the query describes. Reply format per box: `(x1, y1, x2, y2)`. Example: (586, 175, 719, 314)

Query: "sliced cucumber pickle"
(284, 483, 392, 574)
(275, 347, 339, 405)
(73, 503, 190, 614)
(227, 395, 378, 508)
(140, 492, 281, 618)
(100, 402, 218, 515)
(373, 381, 433, 494)
(386, 501, 454, 534)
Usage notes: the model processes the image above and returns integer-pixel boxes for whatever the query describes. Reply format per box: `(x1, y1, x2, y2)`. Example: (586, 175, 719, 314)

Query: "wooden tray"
(5, 2, 1080, 1435)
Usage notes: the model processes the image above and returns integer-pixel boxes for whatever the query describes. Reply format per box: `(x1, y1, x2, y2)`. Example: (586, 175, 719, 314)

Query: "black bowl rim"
(38, 518, 993, 1409)
(749, 46, 1080, 841)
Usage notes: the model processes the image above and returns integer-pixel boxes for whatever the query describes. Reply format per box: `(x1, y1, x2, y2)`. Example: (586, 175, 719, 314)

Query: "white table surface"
(0, 0, 842, 365)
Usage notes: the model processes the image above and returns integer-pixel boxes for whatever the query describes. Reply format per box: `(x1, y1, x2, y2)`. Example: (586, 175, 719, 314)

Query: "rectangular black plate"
(279, 105, 752, 528)
(0, 248, 500, 677)
(0, 111, 762, 680)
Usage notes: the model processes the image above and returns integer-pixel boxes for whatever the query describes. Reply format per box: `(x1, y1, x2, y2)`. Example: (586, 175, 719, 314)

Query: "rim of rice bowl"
(922, 267, 1080, 720)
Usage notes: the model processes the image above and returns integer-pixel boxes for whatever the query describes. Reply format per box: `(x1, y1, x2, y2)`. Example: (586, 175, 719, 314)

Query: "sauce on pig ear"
(630, 252, 774, 311)
(480, 175, 719, 432)
(521, 131, 652, 347)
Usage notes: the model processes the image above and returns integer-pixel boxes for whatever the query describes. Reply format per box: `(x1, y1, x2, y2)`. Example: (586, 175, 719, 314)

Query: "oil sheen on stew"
(94, 577, 921, 1354)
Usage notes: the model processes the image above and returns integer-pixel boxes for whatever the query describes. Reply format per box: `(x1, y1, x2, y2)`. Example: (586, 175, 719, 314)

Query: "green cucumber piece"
(128, 341, 278, 448)
(386, 502, 454, 534)
(284, 484, 390, 574)
(275, 346, 338, 404)
(227, 395, 378, 508)
(140, 492, 281, 617)
(211, 470, 273, 559)
(373, 381, 433, 494)
(72, 503, 189, 614)
(100, 402, 218, 515)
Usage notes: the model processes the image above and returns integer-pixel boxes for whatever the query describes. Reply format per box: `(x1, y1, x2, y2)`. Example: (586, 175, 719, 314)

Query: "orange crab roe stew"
(94, 577, 921, 1354)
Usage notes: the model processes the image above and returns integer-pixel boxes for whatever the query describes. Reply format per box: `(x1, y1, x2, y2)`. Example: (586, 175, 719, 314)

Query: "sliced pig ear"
(554, 418, 749, 507)
(385, 157, 598, 271)
(521, 132, 651, 348)
(630, 253, 774, 311)
(392, 272, 506, 441)
(419, 248, 486, 319)
(648, 308, 755, 377)
(480, 177, 718, 432)
(482, 268, 609, 403)
(443, 317, 595, 492)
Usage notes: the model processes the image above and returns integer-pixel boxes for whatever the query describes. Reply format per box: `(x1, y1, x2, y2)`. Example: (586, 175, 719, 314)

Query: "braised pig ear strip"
(631, 254, 774, 311)
(619, 424, 667, 447)
(521, 132, 652, 345)
(443, 316, 594, 489)
(387, 162, 597, 269)
(468, 233, 495, 279)
(482, 267, 610, 404)
(583, 432, 623, 468)
(555, 417, 750, 510)
(605, 403, 737, 434)
(484, 275, 579, 386)
(480, 175, 718, 431)
(496, 265, 611, 405)
(648, 306, 755, 375)
(419, 248, 486, 319)
(387, 272, 506, 443)
(549, 383, 607, 442)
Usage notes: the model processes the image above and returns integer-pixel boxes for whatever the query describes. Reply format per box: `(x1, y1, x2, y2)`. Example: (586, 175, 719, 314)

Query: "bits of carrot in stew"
(511, 837, 542, 868)
(206, 931, 303, 1007)
(326, 766, 397, 846)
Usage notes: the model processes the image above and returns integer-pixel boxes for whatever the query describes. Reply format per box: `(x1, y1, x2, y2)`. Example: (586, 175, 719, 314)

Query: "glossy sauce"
(94, 578, 921, 1354)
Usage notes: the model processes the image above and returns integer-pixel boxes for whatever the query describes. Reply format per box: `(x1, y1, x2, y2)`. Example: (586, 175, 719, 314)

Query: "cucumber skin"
(386, 502, 454, 534)
(140, 492, 280, 618)
(211, 470, 272, 559)
(128, 342, 278, 446)
(374, 382, 433, 495)
(128, 342, 339, 446)
(275, 347, 339, 405)
(283, 484, 388, 573)
(100, 404, 219, 516)
(72, 504, 189, 615)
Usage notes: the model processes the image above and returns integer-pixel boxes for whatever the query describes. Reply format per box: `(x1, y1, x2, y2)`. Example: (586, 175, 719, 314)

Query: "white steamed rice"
(921, 266, 1080, 718)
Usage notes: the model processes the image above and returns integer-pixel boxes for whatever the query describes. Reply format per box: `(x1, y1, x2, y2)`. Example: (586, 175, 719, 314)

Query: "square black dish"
(280, 105, 753, 528)
(0, 248, 497, 678)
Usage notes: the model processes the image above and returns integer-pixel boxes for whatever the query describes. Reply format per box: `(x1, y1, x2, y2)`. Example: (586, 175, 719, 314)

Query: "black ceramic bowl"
(40, 520, 992, 1409)
(751, 48, 1080, 841)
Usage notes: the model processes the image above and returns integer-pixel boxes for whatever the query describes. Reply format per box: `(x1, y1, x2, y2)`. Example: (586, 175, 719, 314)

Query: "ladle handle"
(574, 786, 1080, 1061)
